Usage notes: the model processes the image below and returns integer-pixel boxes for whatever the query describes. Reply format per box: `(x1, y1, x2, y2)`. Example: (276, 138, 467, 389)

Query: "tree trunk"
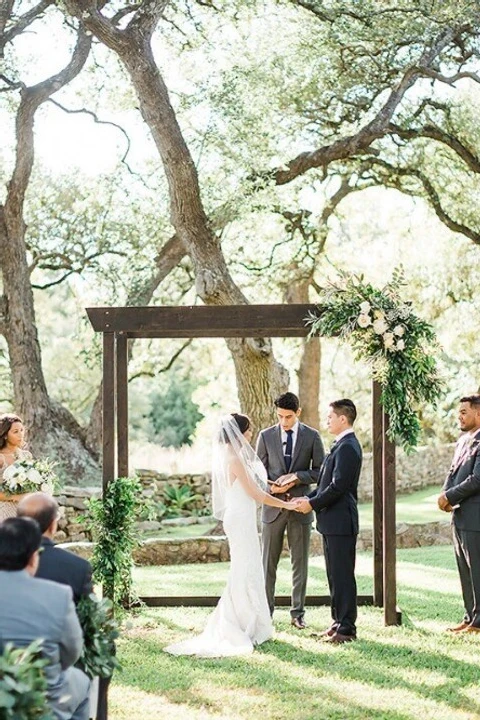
(69, 11, 289, 438)
(0, 27, 99, 483)
(285, 276, 320, 430)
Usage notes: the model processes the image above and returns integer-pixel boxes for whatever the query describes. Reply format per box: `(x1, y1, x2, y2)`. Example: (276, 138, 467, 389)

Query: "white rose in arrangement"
(357, 313, 372, 328)
(383, 332, 395, 350)
(373, 310, 385, 320)
(1, 457, 58, 495)
(26, 468, 42, 485)
(359, 301, 371, 314)
(393, 325, 405, 337)
(373, 318, 389, 335)
(2, 465, 16, 482)
(396, 339, 405, 351)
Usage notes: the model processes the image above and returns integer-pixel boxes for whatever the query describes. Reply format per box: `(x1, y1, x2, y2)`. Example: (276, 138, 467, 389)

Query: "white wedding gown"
(164, 478, 273, 657)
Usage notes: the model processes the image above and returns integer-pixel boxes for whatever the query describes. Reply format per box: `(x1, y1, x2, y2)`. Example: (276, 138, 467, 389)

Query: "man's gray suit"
(443, 428, 480, 627)
(257, 422, 324, 619)
(0, 569, 90, 720)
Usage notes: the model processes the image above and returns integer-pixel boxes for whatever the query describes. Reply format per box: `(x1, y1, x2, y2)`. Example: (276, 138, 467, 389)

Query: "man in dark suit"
(257, 392, 324, 629)
(296, 398, 362, 643)
(0, 517, 90, 719)
(17, 492, 93, 604)
(438, 393, 480, 634)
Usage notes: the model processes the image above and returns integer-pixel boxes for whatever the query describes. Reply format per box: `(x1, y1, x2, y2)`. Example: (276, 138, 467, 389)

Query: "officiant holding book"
(256, 392, 324, 629)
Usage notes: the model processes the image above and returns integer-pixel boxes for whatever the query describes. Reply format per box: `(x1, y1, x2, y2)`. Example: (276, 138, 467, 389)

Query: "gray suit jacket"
(257, 422, 324, 524)
(443, 429, 480, 532)
(0, 569, 84, 710)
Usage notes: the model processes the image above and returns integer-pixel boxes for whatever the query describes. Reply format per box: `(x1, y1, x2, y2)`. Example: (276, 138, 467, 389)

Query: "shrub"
(0, 640, 52, 720)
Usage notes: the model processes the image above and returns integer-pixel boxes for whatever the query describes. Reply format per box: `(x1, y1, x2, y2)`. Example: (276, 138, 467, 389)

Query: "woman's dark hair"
(221, 413, 251, 444)
(0, 413, 23, 450)
(231, 413, 251, 434)
(0, 517, 41, 571)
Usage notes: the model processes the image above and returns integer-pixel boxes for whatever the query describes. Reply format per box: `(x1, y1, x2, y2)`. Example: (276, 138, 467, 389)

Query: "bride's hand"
(285, 498, 302, 511)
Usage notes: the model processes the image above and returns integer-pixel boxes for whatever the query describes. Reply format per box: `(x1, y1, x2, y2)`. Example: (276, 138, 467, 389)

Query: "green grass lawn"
(359, 486, 442, 527)
(109, 545, 480, 720)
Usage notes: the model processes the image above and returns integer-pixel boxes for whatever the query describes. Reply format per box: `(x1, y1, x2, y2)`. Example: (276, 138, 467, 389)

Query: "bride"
(0, 413, 32, 521)
(164, 413, 299, 657)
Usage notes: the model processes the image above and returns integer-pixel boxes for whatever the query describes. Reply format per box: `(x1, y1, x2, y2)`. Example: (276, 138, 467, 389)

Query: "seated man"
(0, 517, 90, 720)
(17, 492, 93, 604)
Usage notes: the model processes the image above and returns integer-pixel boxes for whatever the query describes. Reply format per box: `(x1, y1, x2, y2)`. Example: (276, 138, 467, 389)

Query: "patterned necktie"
(285, 429, 293, 471)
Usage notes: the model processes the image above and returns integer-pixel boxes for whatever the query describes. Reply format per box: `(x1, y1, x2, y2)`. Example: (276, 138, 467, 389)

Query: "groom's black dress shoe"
(326, 631, 356, 644)
(310, 625, 338, 639)
(291, 617, 307, 630)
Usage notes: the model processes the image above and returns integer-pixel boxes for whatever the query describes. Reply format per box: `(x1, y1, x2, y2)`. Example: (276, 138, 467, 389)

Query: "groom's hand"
(437, 492, 453, 512)
(295, 498, 312, 514)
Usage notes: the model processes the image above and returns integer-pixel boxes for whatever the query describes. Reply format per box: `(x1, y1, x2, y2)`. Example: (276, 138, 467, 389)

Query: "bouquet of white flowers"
(2, 457, 58, 496)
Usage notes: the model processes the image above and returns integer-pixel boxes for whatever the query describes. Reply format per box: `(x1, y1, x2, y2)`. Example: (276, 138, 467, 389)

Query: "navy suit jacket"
(308, 432, 362, 536)
(36, 537, 93, 604)
(443, 429, 480, 532)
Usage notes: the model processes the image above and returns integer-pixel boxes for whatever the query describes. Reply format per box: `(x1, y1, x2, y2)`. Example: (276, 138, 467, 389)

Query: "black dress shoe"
(291, 617, 307, 630)
(326, 631, 356, 644)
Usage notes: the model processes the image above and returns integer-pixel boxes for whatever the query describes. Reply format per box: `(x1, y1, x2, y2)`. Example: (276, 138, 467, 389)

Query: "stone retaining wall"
(52, 442, 453, 542)
(62, 520, 453, 565)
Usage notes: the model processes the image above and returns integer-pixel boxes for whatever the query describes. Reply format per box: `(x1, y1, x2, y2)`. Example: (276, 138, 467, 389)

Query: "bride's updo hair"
(220, 413, 251, 444)
(231, 413, 250, 434)
(0, 414, 23, 450)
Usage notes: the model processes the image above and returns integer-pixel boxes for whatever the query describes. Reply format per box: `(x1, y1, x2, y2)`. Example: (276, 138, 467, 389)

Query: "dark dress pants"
(262, 510, 311, 619)
(323, 533, 357, 636)
(453, 524, 480, 627)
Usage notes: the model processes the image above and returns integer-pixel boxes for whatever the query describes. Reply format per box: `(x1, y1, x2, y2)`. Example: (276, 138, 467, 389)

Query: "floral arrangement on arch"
(2, 457, 59, 496)
(306, 268, 443, 451)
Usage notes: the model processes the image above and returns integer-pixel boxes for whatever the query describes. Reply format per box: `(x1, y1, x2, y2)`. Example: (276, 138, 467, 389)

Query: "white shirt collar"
(333, 428, 354, 443)
(281, 421, 299, 441)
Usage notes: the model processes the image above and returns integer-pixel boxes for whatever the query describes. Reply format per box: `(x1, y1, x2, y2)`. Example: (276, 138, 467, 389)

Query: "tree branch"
(414, 66, 480, 86)
(389, 122, 480, 175)
(270, 25, 463, 185)
(6, 27, 91, 224)
(47, 97, 134, 171)
(128, 339, 192, 382)
(0, 0, 53, 55)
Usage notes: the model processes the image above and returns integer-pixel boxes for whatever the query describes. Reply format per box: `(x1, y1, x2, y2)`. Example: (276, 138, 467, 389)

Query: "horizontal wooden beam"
(138, 594, 375, 607)
(86, 304, 320, 338)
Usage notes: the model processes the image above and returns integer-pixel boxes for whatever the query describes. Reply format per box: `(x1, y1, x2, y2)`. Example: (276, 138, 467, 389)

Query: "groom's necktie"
(284, 429, 293, 471)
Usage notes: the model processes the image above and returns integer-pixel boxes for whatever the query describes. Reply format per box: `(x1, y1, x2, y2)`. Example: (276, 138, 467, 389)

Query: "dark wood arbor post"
(88, 304, 399, 625)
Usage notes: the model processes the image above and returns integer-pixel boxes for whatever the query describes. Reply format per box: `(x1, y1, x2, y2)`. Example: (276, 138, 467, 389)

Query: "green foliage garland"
(307, 269, 443, 450)
(0, 641, 53, 720)
(85, 475, 143, 608)
(76, 596, 121, 679)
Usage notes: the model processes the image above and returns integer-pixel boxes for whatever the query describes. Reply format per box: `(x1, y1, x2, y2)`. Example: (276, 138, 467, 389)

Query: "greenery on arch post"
(85, 475, 144, 609)
(306, 269, 443, 451)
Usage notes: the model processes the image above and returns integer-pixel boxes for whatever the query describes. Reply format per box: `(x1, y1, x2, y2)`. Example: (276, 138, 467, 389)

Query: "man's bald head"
(17, 492, 58, 534)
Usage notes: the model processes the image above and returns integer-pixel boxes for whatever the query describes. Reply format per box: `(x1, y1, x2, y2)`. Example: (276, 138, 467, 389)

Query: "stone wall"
(52, 443, 453, 542)
(63, 520, 453, 566)
(136, 441, 454, 509)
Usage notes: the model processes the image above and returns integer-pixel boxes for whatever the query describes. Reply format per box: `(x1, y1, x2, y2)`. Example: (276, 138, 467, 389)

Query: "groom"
(257, 392, 324, 629)
(296, 398, 362, 643)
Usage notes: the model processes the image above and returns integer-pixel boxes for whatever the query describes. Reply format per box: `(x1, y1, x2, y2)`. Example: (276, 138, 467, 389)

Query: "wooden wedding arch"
(86, 303, 400, 626)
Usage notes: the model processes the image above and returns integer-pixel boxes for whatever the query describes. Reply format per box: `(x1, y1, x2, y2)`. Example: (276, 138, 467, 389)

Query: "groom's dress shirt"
(331, 428, 354, 445)
(281, 422, 299, 456)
